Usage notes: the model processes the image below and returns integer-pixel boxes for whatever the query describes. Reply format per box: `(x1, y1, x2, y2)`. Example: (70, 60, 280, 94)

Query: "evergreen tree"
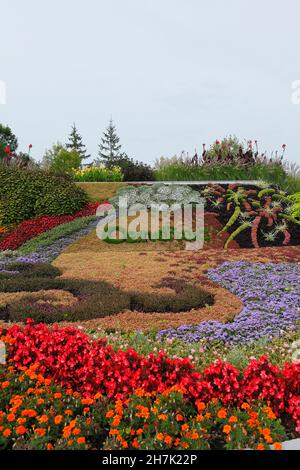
(98, 118, 122, 167)
(66, 123, 90, 161)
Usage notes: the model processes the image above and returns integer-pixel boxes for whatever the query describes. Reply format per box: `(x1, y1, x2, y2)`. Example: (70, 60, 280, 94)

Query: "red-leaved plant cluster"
(1, 322, 299, 433)
(0, 203, 99, 251)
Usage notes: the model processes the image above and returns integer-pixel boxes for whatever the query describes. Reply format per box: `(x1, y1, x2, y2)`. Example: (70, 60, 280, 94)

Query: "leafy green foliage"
(288, 192, 300, 219)
(111, 153, 154, 181)
(0, 166, 87, 226)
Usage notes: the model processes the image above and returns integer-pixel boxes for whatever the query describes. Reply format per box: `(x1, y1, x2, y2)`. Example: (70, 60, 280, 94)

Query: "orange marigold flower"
(164, 435, 172, 445)
(37, 399, 45, 405)
(106, 410, 114, 418)
(3, 429, 12, 438)
(205, 412, 211, 419)
(16, 426, 27, 435)
(229, 415, 238, 424)
(21, 409, 37, 418)
(1, 381, 10, 389)
(46, 443, 54, 450)
(174, 438, 181, 446)
(65, 409, 73, 416)
(136, 428, 143, 436)
(217, 409, 227, 419)
(176, 414, 184, 422)
(35, 428, 46, 437)
(257, 443, 265, 450)
(67, 440, 73, 446)
(77, 437, 85, 445)
(191, 430, 199, 440)
(132, 438, 140, 449)
(54, 415, 63, 425)
(53, 393, 62, 399)
(17, 418, 27, 425)
(273, 442, 282, 450)
(152, 407, 158, 414)
(63, 426, 71, 438)
(94, 392, 102, 400)
(156, 433, 164, 441)
(196, 414, 204, 422)
(38, 415, 49, 423)
(267, 410, 277, 420)
(81, 398, 94, 405)
(197, 401, 206, 411)
(265, 435, 273, 444)
(7, 414, 15, 422)
(223, 425, 232, 435)
(112, 416, 121, 427)
(182, 442, 189, 449)
(72, 428, 81, 435)
(261, 428, 271, 437)
(181, 423, 189, 432)
(83, 407, 90, 414)
(122, 440, 128, 449)
(109, 429, 119, 436)
(241, 403, 250, 410)
(158, 414, 167, 421)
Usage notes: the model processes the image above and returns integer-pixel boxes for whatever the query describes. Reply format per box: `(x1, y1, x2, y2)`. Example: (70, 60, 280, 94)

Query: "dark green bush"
(131, 284, 213, 313)
(0, 166, 88, 225)
(110, 154, 154, 181)
(0, 263, 61, 278)
(0, 263, 214, 323)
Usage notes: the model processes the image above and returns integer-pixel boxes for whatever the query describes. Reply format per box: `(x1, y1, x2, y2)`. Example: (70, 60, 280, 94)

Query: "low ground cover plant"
(158, 260, 300, 345)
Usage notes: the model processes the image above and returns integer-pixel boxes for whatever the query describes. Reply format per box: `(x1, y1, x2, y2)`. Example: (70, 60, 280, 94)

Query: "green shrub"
(0, 263, 214, 323)
(131, 284, 213, 313)
(0, 262, 60, 278)
(49, 148, 81, 174)
(0, 166, 88, 226)
(111, 154, 154, 181)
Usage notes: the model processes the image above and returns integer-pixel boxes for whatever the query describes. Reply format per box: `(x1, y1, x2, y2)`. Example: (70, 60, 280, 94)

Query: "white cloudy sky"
(1, 0, 300, 165)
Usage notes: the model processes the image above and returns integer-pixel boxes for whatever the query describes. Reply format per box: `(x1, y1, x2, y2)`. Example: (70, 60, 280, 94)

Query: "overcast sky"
(1, 0, 300, 166)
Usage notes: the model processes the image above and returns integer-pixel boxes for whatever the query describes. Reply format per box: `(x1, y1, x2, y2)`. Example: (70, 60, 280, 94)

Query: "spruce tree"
(66, 123, 90, 161)
(98, 118, 122, 167)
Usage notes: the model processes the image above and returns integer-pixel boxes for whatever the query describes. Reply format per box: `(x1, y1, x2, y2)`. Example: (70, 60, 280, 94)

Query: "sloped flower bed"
(0, 323, 299, 450)
(0, 203, 99, 251)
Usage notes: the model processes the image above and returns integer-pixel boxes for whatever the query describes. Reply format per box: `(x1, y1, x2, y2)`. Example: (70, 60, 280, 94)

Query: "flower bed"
(158, 261, 300, 344)
(0, 203, 99, 251)
(0, 323, 299, 449)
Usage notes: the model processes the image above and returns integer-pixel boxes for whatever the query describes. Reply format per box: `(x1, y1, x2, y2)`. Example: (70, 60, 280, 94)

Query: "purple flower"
(157, 261, 300, 345)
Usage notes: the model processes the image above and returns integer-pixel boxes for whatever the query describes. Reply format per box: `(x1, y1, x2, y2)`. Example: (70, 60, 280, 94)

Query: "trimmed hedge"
(0, 166, 88, 226)
(0, 263, 214, 323)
